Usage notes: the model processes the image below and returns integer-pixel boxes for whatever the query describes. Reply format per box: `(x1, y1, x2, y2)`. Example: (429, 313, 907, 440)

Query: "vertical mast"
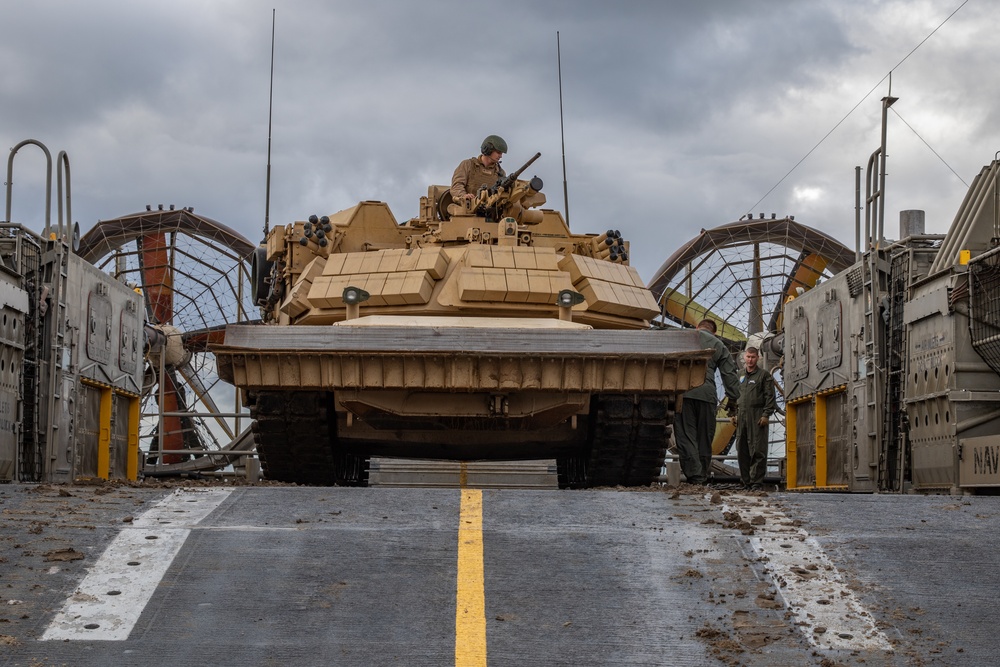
(263, 9, 275, 238)
(557, 32, 570, 226)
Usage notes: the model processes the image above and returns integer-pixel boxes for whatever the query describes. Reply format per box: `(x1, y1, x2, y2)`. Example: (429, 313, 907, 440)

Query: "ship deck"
(0, 482, 993, 666)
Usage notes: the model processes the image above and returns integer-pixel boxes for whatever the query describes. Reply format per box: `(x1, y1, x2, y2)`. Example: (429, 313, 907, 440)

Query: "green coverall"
(674, 330, 740, 484)
(735, 366, 777, 488)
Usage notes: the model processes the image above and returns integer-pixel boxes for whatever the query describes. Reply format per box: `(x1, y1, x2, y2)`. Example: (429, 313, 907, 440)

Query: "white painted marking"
(721, 495, 893, 652)
(41, 487, 232, 641)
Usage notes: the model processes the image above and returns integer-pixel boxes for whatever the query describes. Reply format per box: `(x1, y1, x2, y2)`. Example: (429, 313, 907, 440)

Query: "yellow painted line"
(455, 488, 487, 666)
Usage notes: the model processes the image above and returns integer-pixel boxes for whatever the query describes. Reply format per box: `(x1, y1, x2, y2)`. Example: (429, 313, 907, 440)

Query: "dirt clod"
(43, 548, 85, 562)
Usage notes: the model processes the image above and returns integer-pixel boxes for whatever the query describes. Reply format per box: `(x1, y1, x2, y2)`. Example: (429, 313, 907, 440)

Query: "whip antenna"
(557, 31, 570, 226)
(263, 8, 275, 238)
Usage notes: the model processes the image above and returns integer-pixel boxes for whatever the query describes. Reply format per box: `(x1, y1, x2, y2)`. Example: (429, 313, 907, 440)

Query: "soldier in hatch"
(674, 319, 740, 485)
(732, 346, 777, 490)
(451, 135, 507, 203)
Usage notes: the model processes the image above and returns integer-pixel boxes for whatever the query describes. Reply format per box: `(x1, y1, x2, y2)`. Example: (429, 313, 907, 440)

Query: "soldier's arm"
(451, 159, 473, 199)
(763, 372, 778, 416)
(716, 341, 741, 402)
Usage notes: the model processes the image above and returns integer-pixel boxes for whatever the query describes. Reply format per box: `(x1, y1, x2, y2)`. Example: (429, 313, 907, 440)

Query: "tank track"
(559, 394, 674, 489)
(250, 390, 369, 486)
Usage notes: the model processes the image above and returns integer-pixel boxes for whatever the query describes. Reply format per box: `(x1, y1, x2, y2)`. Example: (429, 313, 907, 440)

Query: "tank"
(213, 154, 711, 487)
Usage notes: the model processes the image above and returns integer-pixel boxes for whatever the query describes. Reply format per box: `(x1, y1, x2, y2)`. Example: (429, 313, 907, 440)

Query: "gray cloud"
(2, 0, 996, 283)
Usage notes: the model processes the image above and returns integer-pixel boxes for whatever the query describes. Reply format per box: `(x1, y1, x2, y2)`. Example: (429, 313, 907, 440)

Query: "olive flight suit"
(674, 330, 740, 484)
(735, 365, 777, 488)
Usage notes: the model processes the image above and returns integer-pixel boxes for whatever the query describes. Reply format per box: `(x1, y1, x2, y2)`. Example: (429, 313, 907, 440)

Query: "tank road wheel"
(586, 394, 674, 487)
(251, 390, 343, 485)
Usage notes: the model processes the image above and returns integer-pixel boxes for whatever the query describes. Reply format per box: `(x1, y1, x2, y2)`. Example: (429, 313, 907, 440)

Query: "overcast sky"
(1, 0, 994, 285)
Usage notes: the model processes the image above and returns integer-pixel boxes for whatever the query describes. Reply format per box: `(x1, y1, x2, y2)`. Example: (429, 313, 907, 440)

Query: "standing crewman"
(674, 319, 740, 485)
(732, 346, 777, 490)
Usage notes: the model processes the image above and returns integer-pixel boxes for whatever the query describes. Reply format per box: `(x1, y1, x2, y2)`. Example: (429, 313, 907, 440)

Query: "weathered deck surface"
(0, 482, 993, 666)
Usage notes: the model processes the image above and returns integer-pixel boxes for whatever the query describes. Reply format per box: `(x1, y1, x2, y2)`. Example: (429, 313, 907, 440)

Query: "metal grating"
(969, 246, 1000, 376)
(825, 391, 849, 486)
(846, 266, 864, 298)
(881, 249, 909, 491)
(795, 401, 816, 488)
(0, 226, 43, 481)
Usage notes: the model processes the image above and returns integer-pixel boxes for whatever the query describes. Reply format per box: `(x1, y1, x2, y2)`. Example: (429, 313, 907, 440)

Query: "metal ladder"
(859, 95, 897, 490)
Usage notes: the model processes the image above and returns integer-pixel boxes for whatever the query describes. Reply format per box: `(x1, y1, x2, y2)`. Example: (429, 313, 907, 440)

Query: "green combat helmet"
(481, 135, 507, 155)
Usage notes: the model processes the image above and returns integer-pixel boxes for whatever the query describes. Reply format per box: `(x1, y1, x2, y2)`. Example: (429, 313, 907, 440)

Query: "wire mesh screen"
(77, 210, 256, 465)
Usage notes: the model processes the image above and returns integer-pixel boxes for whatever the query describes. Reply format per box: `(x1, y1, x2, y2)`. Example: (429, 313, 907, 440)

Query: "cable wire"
(744, 0, 970, 215)
(890, 107, 969, 187)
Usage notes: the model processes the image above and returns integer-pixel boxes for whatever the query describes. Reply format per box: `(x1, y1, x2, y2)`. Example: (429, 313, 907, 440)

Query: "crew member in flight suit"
(732, 346, 777, 490)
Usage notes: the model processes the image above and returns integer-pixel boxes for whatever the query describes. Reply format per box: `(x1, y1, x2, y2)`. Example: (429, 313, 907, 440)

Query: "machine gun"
(475, 152, 544, 222)
(490, 151, 542, 195)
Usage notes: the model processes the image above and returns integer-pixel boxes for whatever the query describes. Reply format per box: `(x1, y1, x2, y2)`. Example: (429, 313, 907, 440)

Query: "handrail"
(56, 150, 71, 240)
(4, 139, 52, 233)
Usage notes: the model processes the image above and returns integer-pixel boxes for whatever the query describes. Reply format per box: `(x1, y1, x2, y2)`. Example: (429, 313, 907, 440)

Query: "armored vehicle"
(213, 154, 710, 487)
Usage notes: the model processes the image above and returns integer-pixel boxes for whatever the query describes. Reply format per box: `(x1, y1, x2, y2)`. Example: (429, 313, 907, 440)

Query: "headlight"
(342, 286, 371, 305)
